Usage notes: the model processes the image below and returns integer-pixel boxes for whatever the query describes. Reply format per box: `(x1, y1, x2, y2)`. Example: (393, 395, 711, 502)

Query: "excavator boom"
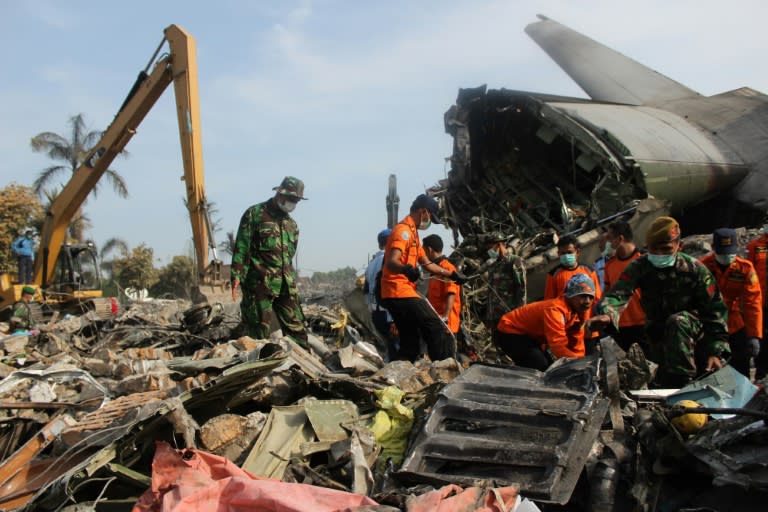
(0, 24, 223, 312)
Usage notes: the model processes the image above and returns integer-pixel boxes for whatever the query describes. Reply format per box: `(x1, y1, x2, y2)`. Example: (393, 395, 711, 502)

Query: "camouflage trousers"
(647, 311, 707, 387)
(240, 280, 308, 346)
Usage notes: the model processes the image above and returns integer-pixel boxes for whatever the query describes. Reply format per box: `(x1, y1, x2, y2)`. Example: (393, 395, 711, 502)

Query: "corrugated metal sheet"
(399, 357, 608, 504)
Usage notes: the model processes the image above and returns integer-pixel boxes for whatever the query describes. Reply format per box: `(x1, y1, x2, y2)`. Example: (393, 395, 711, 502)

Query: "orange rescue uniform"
(380, 217, 424, 300)
(497, 296, 586, 358)
(746, 235, 768, 306)
(544, 264, 602, 301)
(427, 258, 461, 333)
(604, 249, 646, 328)
(700, 254, 763, 337)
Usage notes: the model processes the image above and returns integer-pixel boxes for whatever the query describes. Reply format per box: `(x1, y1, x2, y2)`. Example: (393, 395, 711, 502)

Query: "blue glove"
(748, 337, 761, 357)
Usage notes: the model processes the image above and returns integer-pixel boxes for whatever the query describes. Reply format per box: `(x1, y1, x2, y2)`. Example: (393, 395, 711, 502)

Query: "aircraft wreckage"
(437, 14, 768, 294)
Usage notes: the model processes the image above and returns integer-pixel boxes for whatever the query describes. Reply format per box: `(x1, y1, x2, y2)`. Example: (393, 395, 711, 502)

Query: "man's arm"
(692, 263, 730, 360)
(743, 265, 763, 339)
(230, 207, 256, 298)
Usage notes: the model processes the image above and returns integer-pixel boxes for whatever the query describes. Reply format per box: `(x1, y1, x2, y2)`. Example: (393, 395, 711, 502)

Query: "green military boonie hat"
(273, 176, 308, 200)
(22, 286, 36, 295)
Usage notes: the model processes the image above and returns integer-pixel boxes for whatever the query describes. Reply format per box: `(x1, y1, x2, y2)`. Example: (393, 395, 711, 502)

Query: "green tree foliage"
(0, 184, 43, 274)
(310, 266, 357, 286)
(30, 114, 129, 241)
(113, 244, 158, 292)
(150, 255, 195, 299)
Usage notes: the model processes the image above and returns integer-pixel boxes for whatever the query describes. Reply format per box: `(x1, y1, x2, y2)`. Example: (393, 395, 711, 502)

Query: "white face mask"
(277, 198, 298, 213)
(487, 248, 499, 262)
(715, 253, 736, 266)
(418, 214, 432, 231)
(602, 241, 615, 258)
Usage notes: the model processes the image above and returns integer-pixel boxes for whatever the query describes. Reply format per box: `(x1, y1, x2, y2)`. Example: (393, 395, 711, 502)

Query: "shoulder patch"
(401, 231, 410, 241)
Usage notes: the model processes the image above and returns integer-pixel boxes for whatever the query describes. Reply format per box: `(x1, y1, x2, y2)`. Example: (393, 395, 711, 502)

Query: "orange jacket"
(544, 264, 602, 301)
(497, 296, 586, 358)
(604, 249, 646, 328)
(380, 216, 425, 300)
(700, 254, 763, 337)
(746, 235, 768, 305)
(427, 258, 461, 333)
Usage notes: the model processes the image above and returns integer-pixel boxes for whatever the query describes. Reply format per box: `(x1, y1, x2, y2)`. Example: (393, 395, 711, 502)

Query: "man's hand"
(403, 264, 421, 282)
(748, 337, 761, 357)
(231, 279, 240, 301)
(449, 270, 469, 285)
(705, 355, 724, 372)
(585, 314, 611, 331)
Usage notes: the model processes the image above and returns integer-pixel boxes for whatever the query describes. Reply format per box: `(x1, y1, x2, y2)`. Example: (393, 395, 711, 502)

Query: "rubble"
(0, 250, 766, 511)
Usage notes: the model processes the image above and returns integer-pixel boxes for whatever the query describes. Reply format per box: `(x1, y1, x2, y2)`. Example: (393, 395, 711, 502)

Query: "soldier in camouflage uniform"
(589, 216, 730, 388)
(10, 286, 36, 332)
(231, 177, 309, 346)
(484, 232, 527, 331)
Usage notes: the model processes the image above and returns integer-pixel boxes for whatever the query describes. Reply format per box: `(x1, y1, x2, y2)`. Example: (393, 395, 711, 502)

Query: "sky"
(2, 0, 767, 276)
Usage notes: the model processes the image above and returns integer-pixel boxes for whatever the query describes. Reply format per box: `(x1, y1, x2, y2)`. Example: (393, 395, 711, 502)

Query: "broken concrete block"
(37, 333, 69, 357)
(429, 358, 462, 383)
(82, 358, 111, 377)
(1, 335, 29, 354)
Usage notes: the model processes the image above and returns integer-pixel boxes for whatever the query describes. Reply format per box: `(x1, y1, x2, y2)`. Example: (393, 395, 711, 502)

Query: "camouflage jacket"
(597, 252, 729, 356)
(11, 301, 32, 330)
(486, 252, 527, 327)
(231, 198, 299, 296)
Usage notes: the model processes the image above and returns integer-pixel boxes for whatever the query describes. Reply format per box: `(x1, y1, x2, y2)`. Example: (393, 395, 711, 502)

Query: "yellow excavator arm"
(34, 24, 220, 295)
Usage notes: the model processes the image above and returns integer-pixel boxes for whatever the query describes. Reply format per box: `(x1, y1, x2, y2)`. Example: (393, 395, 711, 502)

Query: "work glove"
(403, 264, 421, 282)
(449, 270, 469, 285)
(748, 337, 761, 357)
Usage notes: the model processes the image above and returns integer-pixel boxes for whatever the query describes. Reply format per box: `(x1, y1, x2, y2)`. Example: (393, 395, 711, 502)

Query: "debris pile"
(1, 288, 766, 511)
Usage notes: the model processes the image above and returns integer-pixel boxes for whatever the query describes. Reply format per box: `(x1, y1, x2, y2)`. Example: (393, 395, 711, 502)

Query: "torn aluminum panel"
(685, 385, 768, 491)
(399, 357, 609, 504)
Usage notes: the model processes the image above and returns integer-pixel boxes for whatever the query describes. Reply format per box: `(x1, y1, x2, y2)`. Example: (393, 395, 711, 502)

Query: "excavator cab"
(48, 243, 102, 297)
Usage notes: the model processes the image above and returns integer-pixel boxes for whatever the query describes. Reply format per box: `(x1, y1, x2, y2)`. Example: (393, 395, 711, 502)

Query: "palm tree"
(220, 230, 236, 256)
(30, 114, 129, 240)
(40, 187, 92, 242)
(99, 237, 129, 281)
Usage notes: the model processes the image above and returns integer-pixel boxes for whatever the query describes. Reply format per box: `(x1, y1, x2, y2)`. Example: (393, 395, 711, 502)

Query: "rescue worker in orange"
(745, 223, 768, 379)
(495, 274, 596, 371)
(380, 194, 467, 362)
(422, 234, 461, 336)
(603, 220, 648, 353)
(544, 235, 602, 300)
(700, 228, 762, 378)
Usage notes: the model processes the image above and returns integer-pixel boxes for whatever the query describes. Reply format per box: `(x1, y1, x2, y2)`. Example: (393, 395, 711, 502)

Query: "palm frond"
(33, 165, 68, 195)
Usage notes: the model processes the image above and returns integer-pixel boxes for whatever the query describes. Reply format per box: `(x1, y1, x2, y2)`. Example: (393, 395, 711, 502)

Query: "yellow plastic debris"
(670, 399, 708, 435)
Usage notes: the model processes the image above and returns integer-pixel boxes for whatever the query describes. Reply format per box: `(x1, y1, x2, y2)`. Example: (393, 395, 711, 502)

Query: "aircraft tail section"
(525, 15, 700, 106)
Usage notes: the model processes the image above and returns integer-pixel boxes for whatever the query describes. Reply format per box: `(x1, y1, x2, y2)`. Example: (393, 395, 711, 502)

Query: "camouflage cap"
(273, 176, 307, 200)
(564, 273, 596, 298)
(21, 286, 36, 296)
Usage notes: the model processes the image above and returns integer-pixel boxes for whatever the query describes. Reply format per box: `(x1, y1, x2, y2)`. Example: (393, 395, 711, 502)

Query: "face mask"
(487, 248, 499, 262)
(647, 253, 676, 268)
(602, 241, 615, 258)
(715, 253, 737, 266)
(277, 198, 298, 213)
(418, 215, 432, 231)
(559, 253, 577, 267)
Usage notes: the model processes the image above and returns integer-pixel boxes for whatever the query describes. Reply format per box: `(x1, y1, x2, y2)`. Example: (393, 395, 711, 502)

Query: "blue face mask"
(647, 253, 676, 268)
(559, 253, 577, 267)
(715, 254, 736, 266)
(487, 248, 499, 261)
(602, 241, 615, 258)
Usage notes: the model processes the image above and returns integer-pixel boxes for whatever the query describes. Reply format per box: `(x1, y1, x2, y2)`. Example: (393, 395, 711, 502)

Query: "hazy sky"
(2, 0, 766, 275)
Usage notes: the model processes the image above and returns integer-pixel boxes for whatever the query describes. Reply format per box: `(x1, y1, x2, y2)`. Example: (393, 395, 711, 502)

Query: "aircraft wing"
(525, 15, 700, 106)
